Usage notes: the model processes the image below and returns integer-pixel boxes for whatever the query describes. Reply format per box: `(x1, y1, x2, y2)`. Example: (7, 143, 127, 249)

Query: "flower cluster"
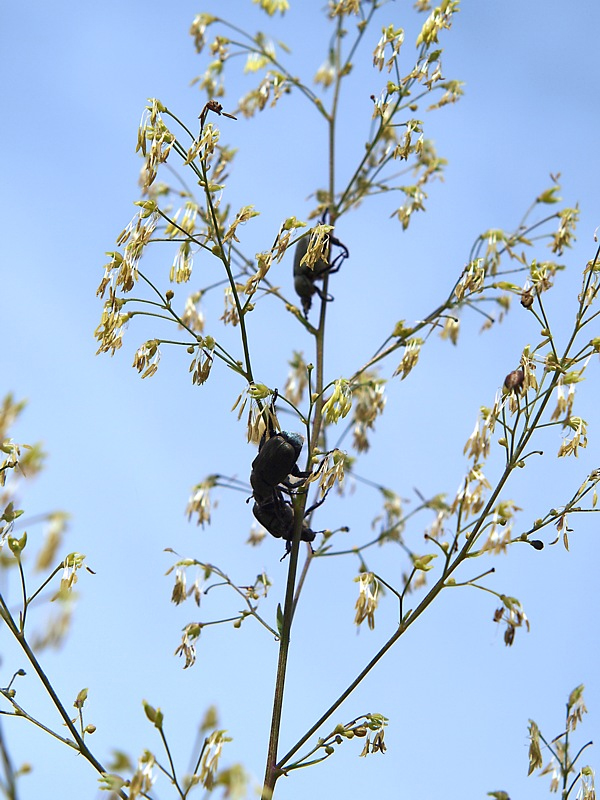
(393, 119, 424, 161)
(186, 476, 217, 526)
(97, 204, 158, 298)
(393, 338, 423, 379)
(189, 344, 214, 386)
(450, 465, 492, 522)
(416, 0, 459, 46)
(493, 595, 529, 646)
(136, 100, 175, 191)
(551, 206, 579, 255)
(174, 622, 202, 669)
(455, 259, 485, 301)
(351, 375, 386, 452)
(181, 291, 205, 333)
(132, 340, 161, 379)
(354, 573, 379, 630)
(309, 449, 346, 497)
(237, 71, 290, 118)
(94, 295, 129, 356)
(128, 750, 157, 799)
(371, 489, 404, 542)
(373, 24, 404, 73)
(284, 351, 309, 407)
(170, 566, 203, 607)
(557, 417, 588, 458)
(329, 0, 361, 17)
(322, 379, 352, 423)
(199, 730, 233, 790)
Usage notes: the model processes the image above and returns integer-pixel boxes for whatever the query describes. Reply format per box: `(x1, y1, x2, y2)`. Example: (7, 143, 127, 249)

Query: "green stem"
(0, 721, 16, 800)
(261, 504, 305, 799)
(0, 597, 128, 799)
(158, 728, 185, 798)
(279, 302, 585, 768)
(197, 153, 255, 385)
(278, 618, 406, 769)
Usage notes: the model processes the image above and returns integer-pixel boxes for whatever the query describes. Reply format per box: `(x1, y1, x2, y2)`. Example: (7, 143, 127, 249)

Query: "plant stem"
(261, 506, 305, 799)
(262, 16, 350, 796)
(0, 597, 128, 800)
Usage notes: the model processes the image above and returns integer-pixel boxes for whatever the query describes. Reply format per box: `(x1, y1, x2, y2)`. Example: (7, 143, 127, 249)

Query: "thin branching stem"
(0, 593, 127, 798)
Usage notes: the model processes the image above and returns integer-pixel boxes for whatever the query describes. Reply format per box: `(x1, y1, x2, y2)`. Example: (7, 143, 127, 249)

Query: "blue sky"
(2, 2, 600, 798)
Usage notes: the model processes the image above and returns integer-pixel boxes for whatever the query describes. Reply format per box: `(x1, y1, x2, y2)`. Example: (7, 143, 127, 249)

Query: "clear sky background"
(2, 2, 600, 799)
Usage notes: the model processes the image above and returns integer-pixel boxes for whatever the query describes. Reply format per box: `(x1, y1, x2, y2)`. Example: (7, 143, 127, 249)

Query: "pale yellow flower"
(189, 14, 216, 53)
(354, 573, 379, 630)
(174, 623, 202, 668)
(199, 730, 232, 789)
(186, 476, 217, 526)
(416, 0, 459, 46)
(393, 338, 423, 379)
(322, 379, 352, 423)
(253, 0, 289, 15)
(314, 60, 335, 88)
(351, 376, 386, 452)
(132, 340, 160, 379)
(129, 751, 156, 799)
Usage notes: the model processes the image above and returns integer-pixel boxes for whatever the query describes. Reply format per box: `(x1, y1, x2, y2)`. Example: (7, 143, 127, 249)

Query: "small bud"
(521, 289, 534, 309)
(248, 383, 273, 400)
(165, 290, 174, 302)
(529, 539, 544, 550)
(143, 701, 163, 730)
(568, 685, 584, 707)
(504, 368, 524, 393)
(84, 724, 96, 734)
(8, 533, 27, 556)
(74, 688, 88, 709)
(1, 503, 24, 524)
(412, 553, 437, 571)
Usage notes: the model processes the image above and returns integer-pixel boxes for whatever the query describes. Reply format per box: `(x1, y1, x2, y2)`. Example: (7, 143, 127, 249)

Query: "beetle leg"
(304, 485, 333, 517)
(310, 283, 334, 303)
(326, 239, 349, 275)
(281, 538, 315, 560)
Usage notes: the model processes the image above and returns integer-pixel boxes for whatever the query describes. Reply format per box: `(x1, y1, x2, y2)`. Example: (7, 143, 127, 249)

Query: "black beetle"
(248, 391, 321, 552)
(293, 228, 349, 317)
(250, 430, 306, 504)
(252, 490, 316, 547)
